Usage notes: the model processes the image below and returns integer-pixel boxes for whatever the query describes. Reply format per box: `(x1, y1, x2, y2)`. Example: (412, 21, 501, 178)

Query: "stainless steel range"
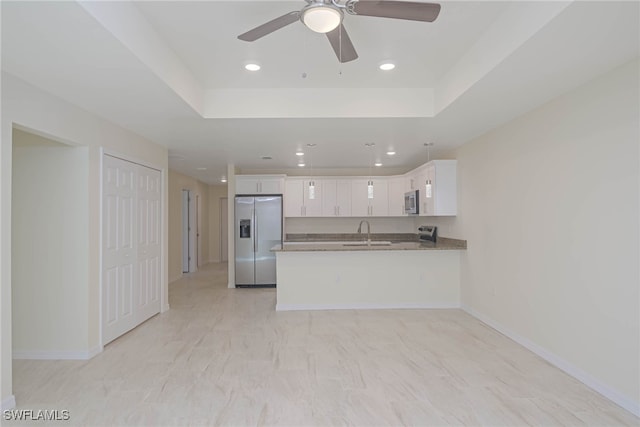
(418, 225, 437, 243)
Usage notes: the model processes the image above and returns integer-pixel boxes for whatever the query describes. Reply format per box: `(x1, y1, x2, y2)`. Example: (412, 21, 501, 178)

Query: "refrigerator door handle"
(253, 208, 258, 253)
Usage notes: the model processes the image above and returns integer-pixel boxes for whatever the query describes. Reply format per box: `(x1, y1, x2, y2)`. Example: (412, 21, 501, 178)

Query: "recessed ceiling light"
(375, 162, 383, 167)
(379, 62, 395, 71)
(298, 162, 305, 167)
(245, 63, 261, 71)
(196, 167, 207, 171)
(296, 152, 304, 156)
(386, 151, 396, 156)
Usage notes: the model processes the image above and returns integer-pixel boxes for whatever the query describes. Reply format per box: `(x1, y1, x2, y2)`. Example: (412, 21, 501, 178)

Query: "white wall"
(12, 130, 89, 356)
(1, 72, 169, 407)
(453, 59, 639, 414)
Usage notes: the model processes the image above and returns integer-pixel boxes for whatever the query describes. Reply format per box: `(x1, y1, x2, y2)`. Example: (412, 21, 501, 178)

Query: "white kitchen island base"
(275, 249, 461, 311)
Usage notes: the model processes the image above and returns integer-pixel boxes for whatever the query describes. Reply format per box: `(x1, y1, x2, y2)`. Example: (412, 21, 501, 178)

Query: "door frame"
(220, 197, 228, 262)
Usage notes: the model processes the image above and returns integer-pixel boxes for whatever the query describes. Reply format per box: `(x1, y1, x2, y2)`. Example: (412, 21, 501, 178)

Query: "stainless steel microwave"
(404, 190, 419, 215)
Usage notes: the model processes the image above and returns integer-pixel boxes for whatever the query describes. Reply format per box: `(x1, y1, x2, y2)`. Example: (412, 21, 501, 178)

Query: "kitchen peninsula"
(272, 234, 466, 311)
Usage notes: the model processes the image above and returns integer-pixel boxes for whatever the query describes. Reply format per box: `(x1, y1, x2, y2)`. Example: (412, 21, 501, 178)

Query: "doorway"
(182, 189, 197, 273)
(11, 128, 89, 358)
(220, 197, 228, 262)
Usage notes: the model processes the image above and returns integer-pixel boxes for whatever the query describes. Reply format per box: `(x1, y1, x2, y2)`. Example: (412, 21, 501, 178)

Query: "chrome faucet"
(357, 220, 371, 244)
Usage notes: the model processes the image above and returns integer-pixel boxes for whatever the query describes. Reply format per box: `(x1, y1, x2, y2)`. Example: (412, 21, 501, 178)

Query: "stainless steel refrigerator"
(235, 195, 283, 287)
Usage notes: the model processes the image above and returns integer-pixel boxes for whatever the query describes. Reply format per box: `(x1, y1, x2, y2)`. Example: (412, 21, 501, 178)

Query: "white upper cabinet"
(236, 175, 285, 195)
(284, 178, 322, 217)
(405, 173, 418, 192)
(351, 179, 388, 217)
(417, 160, 457, 216)
(284, 179, 304, 217)
(321, 179, 351, 217)
(280, 160, 456, 218)
(387, 177, 406, 217)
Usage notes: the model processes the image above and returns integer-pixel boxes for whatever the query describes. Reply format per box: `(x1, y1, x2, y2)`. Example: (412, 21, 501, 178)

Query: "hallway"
(9, 263, 637, 426)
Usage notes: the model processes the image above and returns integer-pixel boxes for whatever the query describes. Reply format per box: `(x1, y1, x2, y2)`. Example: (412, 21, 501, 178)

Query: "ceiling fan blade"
(351, 1, 441, 22)
(326, 24, 358, 63)
(238, 11, 300, 41)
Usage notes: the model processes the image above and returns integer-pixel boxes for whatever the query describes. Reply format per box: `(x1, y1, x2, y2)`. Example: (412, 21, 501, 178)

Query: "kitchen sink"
(343, 241, 392, 246)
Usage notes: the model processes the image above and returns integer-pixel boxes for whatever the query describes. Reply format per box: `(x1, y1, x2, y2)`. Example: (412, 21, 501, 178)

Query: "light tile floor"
(9, 263, 639, 426)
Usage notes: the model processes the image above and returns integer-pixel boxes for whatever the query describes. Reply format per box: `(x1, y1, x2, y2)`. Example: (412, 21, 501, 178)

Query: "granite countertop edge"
(272, 234, 467, 252)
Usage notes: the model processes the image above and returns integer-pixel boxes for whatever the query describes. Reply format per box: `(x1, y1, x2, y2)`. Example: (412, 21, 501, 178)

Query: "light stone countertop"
(272, 237, 466, 252)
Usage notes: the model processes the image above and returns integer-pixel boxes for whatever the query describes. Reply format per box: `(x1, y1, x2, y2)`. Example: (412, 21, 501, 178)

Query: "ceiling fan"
(237, 0, 441, 63)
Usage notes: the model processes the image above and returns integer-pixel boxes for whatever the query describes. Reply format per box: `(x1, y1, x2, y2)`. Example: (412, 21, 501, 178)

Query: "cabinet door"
(335, 180, 352, 217)
(432, 160, 457, 215)
(284, 179, 304, 217)
(418, 166, 435, 216)
(387, 177, 405, 217)
(303, 179, 323, 216)
(236, 178, 259, 194)
(260, 178, 282, 194)
(321, 179, 337, 216)
(370, 179, 388, 216)
(351, 179, 370, 217)
(405, 174, 417, 192)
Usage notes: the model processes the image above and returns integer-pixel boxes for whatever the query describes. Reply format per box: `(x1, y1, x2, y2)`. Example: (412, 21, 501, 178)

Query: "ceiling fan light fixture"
(302, 5, 342, 33)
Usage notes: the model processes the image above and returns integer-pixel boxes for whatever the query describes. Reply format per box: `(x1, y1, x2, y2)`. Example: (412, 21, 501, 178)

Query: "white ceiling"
(2, 1, 639, 184)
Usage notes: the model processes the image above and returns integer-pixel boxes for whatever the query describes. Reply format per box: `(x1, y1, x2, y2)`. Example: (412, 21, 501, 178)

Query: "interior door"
(195, 195, 200, 267)
(102, 155, 137, 345)
(182, 190, 190, 272)
(136, 165, 161, 324)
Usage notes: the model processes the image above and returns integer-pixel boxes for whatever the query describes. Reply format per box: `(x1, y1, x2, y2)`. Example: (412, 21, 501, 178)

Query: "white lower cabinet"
(321, 179, 351, 216)
(284, 178, 322, 217)
(351, 179, 388, 217)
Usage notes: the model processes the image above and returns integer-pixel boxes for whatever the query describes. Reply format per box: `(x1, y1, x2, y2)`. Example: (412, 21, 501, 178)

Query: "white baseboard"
(461, 305, 640, 418)
(13, 345, 102, 361)
(276, 302, 460, 311)
(162, 303, 170, 312)
(1, 395, 16, 410)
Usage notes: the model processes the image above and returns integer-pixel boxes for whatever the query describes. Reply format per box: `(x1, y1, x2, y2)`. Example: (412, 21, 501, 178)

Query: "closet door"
(136, 165, 161, 324)
(102, 155, 138, 344)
